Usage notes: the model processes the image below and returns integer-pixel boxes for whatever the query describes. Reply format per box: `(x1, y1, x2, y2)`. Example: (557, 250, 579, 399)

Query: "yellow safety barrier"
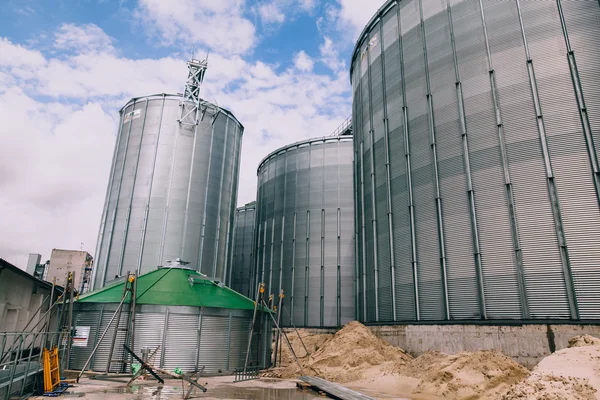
(43, 347, 60, 393)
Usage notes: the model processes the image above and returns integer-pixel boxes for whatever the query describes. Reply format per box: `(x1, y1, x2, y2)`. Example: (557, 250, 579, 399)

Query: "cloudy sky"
(0, 0, 383, 268)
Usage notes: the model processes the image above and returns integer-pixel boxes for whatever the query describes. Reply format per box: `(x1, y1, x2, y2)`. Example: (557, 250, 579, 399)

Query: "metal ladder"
(106, 272, 137, 373)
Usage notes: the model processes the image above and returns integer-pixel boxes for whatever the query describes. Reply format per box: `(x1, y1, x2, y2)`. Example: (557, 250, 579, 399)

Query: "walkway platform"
(298, 376, 376, 400)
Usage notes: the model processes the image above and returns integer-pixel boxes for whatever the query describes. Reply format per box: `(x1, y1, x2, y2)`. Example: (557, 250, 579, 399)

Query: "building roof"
(0, 257, 64, 294)
(257, 135, 353, 174)
(77, 267, 268, 311)
(119, 93, 244, 132)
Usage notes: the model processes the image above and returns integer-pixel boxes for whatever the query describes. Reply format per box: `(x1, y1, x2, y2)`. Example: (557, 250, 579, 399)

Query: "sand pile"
(569, 334, 600, 348)
(275, 329, 333, 365)
(272, 321, 411, 382)
(397, 350, 529, 399)
(306, 321, 412, 382)
(271, 327, 600, 400)
(501, 334, 600, 399)
(502, 374, 596, 400)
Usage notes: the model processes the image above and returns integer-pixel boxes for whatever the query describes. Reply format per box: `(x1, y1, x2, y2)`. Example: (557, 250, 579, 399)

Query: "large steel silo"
(92, 60, 243, 289)
(353, 0, 600, 323)
(254, 136, 355, 328)
(227, 202, 257, 298)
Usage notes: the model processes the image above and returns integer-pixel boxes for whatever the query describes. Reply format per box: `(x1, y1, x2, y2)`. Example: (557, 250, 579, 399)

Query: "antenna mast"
(179, 56, 208, 126)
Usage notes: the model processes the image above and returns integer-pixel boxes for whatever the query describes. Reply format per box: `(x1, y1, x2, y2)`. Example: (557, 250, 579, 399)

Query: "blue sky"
(0, 0, 382, 268)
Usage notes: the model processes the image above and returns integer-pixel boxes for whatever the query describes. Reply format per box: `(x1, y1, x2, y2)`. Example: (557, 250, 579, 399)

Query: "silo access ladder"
(105, 272, 137, 374)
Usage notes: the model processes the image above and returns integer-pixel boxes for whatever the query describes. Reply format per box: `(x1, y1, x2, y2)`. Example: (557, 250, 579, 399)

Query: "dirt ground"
(30, 327, 600, 400)
(272, 323, 600, 400)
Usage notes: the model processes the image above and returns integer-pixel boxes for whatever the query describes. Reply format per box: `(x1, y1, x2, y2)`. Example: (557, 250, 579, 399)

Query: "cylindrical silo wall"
(228, 203, 256, 297)
(68, 304, 271, 373)
(93, 95, 243, 289)
(353, 0, 600, 323)
(254, 137, 355, 328)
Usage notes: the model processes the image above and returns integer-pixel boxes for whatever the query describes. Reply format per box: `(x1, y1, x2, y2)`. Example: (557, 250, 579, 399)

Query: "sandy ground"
(273, 324, 600, 400)
(501, 335, 600, 400)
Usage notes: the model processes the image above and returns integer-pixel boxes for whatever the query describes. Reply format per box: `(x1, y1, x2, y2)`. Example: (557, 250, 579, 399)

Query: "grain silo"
(352, 0, 600, 323)
(70, 263, 272, 374)
(227, 202, 257, 298)
(92, 59, 242, 289)
(254, 135, 355, 328)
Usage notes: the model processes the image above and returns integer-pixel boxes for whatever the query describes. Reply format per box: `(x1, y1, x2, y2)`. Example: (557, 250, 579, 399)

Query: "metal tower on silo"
(92, 58, 244, 290)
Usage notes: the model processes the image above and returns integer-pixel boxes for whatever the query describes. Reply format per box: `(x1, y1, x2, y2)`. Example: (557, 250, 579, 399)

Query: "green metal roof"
(77, 268, 267, 311)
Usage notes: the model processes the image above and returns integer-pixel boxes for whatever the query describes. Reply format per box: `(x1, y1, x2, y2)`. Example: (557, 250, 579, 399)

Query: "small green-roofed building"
(69, 265, 272, 375)
(77, 267, 268, 311)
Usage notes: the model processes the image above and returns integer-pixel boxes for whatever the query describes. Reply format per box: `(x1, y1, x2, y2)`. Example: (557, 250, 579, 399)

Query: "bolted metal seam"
(513, 0, 579, 319)
(352, 151, 361, 321)
(197, 122, 217, 274)
(359, 140, 369, 321)
(227, 127, 243, 286)
(420, 0, 450, 320)
(554, 0, 600, 210)
(366, 29, 381, 323)
(448, 0, 492, 319)
(137, 95, 167, 277)
(100, 99, 136, 287)
(379, 21, 397, 321)
(212, 117, 231, 279)
(457, 0, 530, 318)
(93, 106, 126, 290)
(291, 211, 297, 326)
(396, 4, 420, 321)
(180, 104, 202, 259)
(118, 99, 150, 277)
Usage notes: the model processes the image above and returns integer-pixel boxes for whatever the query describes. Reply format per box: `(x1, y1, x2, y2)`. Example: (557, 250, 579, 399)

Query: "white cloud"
(293, 50, 313, 71)
(0, 17, 352, 269)
(54, 23, 115, 53)
(0, 38, 46, 67)
(135, 0, 256, 55)
(0, 87, 115, 269)
(299, 0, 316, 12)
(332, 0, 383, 39)
(258, 3, 285, 24)
(320, 36, 345, 72)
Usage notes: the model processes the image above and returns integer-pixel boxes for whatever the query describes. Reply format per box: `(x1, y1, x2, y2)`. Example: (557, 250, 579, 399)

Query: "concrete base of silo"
(368, 324, 600, 369)
(278, 323, 600, 368)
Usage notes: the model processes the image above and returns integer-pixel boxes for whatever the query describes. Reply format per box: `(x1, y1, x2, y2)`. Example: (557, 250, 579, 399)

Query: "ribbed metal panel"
(489, 0, 570, 318)
(351, 0, 600, 323)
(227, 316, 251, 370)
(425, 0, 480, 320)
(459, 0, 519, 319)
(163, 313, 198, 371)
(402, 0, 445, 322)
(255, 137, 355, 328)
(68, 308, 101, 370)
(558, 0, 600, 319)
(93, 95, 243, 289)
(68, 305, 270, 374)
(133, 312, 164, 366)
(86, 305, 129, 372)
(228, 203, 256, 297)
(383, 6, 417, 321)
(197, 314, 228, 373)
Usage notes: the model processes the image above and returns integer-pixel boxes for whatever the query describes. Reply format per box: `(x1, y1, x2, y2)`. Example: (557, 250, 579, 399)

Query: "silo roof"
(77, 268, 268, 311)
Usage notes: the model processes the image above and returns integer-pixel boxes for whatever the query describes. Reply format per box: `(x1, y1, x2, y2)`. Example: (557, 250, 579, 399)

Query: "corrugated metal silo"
(227, 202, 257, 298)
(92, 61, 243, 289)
(70, 266, 272, 374)
(254, 136, 355, 328)
(352, 0, 600, 323)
